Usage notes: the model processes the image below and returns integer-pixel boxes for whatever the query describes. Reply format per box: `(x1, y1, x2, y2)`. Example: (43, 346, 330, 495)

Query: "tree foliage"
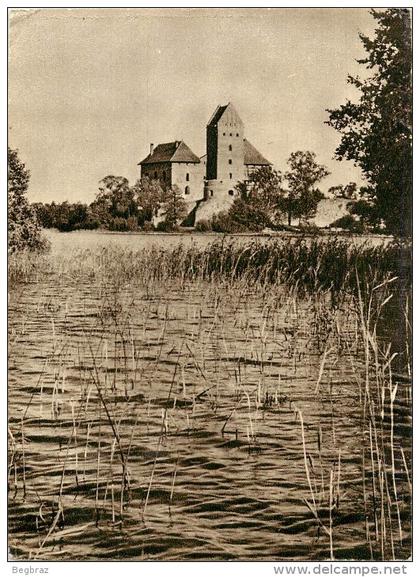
(326, 9, 412, 236)
(34, 201, 98, 231)
(225, 166, 285, 231)
(328, 182, 358, 200)
(224, 197, 268, 232)
(8, 147, 49, 252)
(158, 186, 188, 231)
(242, 166, 285, 222)
(132, 176, 168, 226)
(285, 151, 329, 225)
(89, 175, 140, 230)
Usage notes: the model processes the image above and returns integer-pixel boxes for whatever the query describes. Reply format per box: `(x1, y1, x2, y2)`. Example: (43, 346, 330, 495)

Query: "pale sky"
(8, 7, 376, 204)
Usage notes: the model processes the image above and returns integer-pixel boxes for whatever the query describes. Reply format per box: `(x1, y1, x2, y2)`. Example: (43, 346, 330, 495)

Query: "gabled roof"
(199, 141, 270, 167)
(139, 141, 201, 165)
(207, 102, 243, 127)
(244, 139, 271, 166)
(207, 104, 229, 126)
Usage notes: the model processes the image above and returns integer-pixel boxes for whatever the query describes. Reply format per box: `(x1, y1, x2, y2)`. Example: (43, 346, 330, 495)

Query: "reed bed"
(8, 236, 411, 560)
(9, 237, 411, 296)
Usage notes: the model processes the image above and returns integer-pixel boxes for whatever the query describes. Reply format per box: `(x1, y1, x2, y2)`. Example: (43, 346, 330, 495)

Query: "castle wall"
(204, 179, 237, 201)
(141, 161, 204, 202)
(171, 162, 204, 202)
(140, 162, 172, 187)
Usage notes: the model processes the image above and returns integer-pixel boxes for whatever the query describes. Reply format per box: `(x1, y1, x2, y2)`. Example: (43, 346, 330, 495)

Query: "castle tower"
(205, 103, 246, 200)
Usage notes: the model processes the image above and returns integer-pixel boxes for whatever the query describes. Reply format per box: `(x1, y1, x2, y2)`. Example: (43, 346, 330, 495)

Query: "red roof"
(139, 141, 201, 165)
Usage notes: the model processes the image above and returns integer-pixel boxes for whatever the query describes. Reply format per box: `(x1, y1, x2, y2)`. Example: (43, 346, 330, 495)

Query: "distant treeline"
(33, 175, 188, 232)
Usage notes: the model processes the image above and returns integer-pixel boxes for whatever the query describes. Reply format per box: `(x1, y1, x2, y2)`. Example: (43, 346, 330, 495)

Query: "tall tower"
(205, 103, 245, 200)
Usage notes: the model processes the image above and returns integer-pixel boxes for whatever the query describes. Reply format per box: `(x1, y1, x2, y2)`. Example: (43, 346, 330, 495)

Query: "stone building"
(138, 103, 271, 223)
(138, 141, 203, 203)
(204, 103, 270, 201)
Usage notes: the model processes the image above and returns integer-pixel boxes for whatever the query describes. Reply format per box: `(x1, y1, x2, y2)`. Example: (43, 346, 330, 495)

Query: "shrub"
(142, 221, 155, 232)
(109, 217, 129, 231)
(299, 222, 320, 234)
(330, 214, 365, 233)
(210, 212, 244, 233)
(126, 216, 139, 232)
(195, 219, 212, 232)
(156, 220, 181, 232)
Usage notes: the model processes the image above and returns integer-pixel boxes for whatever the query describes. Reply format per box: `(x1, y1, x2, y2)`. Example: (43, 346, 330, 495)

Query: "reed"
(9, 237, 411, 299)
(8, 235, 411, 561)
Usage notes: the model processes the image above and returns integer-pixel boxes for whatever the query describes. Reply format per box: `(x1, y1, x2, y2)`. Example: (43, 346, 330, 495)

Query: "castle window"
(185, 186, 190, 195)
(229, 173, 232, 179)
(230, 133, 232, 137)
(229, 145, 232, 151)
(228, 190, 234, 196)
(228, 159, 232, 164)
(236, 133, 239, 137)
(210, 190, 214, 197)
(186, 173, 189, 181)
(223, 132, 226, 136)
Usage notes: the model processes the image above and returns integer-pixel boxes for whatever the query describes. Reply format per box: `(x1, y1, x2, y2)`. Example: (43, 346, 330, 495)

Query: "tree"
(285, 151, 329, 225)
(350, 198, 383, 231)
(219, 166, 285, 232)
(159, 186, 187, 231)
(242, 166, 285, 224)
(224, 196, 268, 232)
(326, 9, 412, 237)
(328, 182, 358, 200)
(132, 176, 168, 226)
(8, 147, 48, 252)
(97, 175, 137, 219)
(89, 175, 139, 229)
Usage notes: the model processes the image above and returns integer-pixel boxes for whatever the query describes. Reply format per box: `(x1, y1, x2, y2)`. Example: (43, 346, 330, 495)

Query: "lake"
(43, 229, 393, 254)
(8, 231, 411, 561)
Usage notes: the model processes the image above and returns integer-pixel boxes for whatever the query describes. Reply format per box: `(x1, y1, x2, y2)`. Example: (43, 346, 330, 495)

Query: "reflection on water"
(8, 242, 411, 561)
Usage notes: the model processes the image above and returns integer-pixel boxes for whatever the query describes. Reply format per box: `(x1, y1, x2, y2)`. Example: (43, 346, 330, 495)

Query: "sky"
(8, 7, 377, 204)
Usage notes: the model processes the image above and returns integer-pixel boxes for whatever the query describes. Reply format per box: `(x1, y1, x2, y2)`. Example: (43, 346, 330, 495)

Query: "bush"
(109, 217, 130, 231)
(195, 219, 212, 232)
(142, 221, 155, 232)
(330, 214, 365, 233)
(156, 220, 181, 232)
(126, 216, 139, 232)
(210, 212, 244, 233)
(299, 222, 320, 234)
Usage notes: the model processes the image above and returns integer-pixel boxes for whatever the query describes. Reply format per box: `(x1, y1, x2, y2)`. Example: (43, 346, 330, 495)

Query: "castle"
(138, 103, 271, 224)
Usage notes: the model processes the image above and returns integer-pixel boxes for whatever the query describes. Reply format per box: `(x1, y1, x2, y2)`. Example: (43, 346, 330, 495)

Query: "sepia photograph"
(7, 5, 412, 563)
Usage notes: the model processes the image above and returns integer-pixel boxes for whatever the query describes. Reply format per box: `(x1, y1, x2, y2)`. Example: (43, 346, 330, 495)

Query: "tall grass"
(8, 237, 411, 297)
(8, 236, 411, 560)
